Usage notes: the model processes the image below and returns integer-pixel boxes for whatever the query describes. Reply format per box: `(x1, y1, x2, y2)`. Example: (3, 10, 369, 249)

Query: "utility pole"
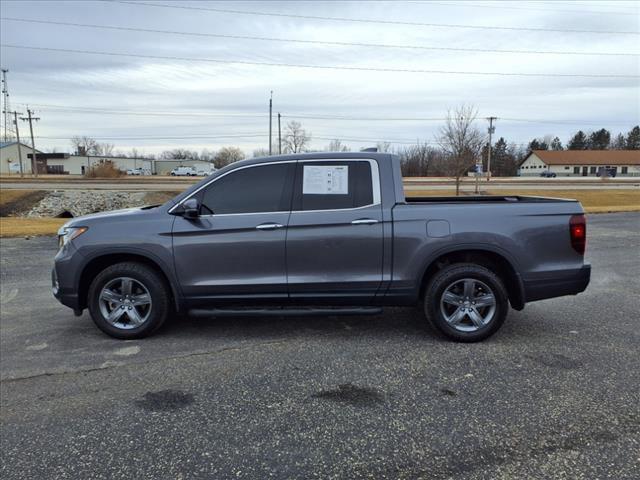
(268, 91, 273, 155)
(21, 108, 40, 178)
(486, 116, 497, 181)
(11, 111, 24, 177)
(2, 69, 11, 142)
(278, 112, 282, 154)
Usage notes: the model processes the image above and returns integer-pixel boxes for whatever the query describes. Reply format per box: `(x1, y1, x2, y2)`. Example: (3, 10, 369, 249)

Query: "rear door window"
(293, 161, 374, 211)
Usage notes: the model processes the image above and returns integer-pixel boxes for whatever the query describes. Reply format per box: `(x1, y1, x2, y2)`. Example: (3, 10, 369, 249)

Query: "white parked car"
(126, 168, 143, 176)
(196, 168, 216, 176)
(170, 166, 197, 176)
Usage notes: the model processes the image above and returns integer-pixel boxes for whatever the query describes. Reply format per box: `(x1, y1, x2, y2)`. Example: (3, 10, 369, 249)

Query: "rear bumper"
(523, 264, 591, 302)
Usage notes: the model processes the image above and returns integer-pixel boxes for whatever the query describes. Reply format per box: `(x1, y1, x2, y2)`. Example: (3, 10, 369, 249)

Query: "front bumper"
(523, 264, 591, 303)
(52, 242, 84, 312)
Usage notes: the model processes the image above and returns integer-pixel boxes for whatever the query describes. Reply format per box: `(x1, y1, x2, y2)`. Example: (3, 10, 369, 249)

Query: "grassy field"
(0, 189, 37, 205)
(0, 217, 67, 238)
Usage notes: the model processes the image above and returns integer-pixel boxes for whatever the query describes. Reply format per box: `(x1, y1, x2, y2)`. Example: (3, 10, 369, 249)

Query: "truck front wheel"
(424, 263, 508, 342)
(87, 262, 170, 339)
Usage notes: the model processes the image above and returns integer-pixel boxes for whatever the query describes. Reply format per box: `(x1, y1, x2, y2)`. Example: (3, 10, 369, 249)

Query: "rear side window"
(293, 161, 374, 211)
(200, 163, 293, 214)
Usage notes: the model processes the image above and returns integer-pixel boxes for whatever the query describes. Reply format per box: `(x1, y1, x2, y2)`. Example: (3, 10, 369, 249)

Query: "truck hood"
(63, 206, 156, 228)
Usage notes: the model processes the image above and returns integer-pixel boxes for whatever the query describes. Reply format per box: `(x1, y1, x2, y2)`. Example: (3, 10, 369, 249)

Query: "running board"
(189, 306, 383, 317)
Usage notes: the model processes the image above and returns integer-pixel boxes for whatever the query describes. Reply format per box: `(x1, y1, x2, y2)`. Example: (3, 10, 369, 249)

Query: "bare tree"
(283, 121, 311, 153)
(325, 139, 350, 152)
(200, 149, 216, 162)
(71, 136, 99, 155)
(214, 146, 245, 168)
(400, 141, 437, 177)
(160, 149, 199, 160)
(252, 148, 270, 158)
(437, 105, 485, 195)
(375, 141, 392, 153)
(95, 142, 115, 156)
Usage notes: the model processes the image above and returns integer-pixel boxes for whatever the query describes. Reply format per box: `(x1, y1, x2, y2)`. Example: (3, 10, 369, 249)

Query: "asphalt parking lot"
(1, 213, 639, 479)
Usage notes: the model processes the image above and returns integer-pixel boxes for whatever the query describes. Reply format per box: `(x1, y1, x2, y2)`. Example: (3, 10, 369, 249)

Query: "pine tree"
(625, 126, 640, 149)
(528, 138, 548, 151)
(567, 131, 588, 150)
(550, 137, 563, 150)
(588, 128, 611, 150)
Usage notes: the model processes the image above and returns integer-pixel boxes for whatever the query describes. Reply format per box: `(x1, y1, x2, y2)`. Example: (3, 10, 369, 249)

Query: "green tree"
(588, 128, 611, 150)
(528, 138, 548, 151)
(567, 131, 588, 150)
(550, 137, 563, 150)
(625, 125, 640, 149)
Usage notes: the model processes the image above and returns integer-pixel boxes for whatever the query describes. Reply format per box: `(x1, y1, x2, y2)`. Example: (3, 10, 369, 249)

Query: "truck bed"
(404, 195, 575, 204)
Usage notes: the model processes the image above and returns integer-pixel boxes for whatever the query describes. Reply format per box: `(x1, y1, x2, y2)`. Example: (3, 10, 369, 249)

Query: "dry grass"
(0, 189, 35, 206)
(85, 162, 124, 178)
(0, 217, 67, 237)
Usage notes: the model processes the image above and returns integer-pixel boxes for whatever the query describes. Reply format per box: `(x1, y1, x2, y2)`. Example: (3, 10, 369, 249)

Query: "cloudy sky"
(1, 0, 639, 156)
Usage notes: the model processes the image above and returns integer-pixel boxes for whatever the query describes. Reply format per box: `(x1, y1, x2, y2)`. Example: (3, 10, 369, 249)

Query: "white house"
(0, 141, 42, 175)
(518, 150, 640, 177)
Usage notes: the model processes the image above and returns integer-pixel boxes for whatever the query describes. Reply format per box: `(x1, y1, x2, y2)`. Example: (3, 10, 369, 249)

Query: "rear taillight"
(570, 214, 586, 255)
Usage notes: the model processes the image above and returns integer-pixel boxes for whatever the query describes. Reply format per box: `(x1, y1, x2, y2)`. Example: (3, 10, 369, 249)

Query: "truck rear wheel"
(424, 263, 508, 342)
(87, 262, 170, 339)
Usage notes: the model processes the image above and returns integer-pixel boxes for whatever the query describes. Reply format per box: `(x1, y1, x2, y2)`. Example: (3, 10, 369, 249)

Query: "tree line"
(69, 115, 639, 185)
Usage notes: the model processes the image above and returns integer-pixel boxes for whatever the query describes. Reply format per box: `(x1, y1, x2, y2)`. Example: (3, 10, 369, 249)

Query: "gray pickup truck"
(53, 152, 590, 342)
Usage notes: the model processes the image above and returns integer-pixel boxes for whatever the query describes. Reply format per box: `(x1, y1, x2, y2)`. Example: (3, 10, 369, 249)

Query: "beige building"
(35, 153, 154, 175)
(518, 150, 640, 177)
(0, 141, 42, 175)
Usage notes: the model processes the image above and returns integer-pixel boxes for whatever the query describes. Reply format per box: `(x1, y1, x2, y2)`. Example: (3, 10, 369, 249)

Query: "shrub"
(85, 161, 124, 178)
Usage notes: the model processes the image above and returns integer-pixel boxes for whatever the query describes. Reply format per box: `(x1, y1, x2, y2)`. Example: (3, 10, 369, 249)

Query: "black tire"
(424, 263, 508, 342)
(87, 262, 170, 339)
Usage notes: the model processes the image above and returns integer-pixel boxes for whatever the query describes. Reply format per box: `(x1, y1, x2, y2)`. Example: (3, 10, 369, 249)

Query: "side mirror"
(182, 198, 200, 219)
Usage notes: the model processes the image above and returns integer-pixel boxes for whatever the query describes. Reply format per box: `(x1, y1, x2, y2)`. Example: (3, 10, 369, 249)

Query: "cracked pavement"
(1, 213, 639, 479)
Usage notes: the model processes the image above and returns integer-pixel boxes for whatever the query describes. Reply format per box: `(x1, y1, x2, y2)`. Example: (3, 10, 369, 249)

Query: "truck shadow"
(159, 306, 438, 341)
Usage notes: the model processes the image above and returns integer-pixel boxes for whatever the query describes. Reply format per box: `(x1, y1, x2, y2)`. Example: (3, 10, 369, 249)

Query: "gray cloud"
(1, 0, 638, 154)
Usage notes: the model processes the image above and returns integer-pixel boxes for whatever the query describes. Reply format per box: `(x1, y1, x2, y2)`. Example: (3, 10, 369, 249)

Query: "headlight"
(57, 226, 88, 249)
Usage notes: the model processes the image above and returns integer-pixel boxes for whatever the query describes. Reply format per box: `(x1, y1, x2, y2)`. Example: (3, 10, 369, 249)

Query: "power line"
(424, 1, 637, 15)
(109, 0, 640, 35)
(21, 103, 637, 126)
(3, 44, 637, 79)
(3, 17, 636, 57)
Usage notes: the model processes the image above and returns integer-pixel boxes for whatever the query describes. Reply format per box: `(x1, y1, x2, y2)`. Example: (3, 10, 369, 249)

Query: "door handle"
(256, 223, 284, 230)
(351, 218, 379, 225)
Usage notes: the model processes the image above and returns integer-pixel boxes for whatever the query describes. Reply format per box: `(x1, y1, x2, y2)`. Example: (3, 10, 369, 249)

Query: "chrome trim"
(256, 223, 284, 230)
(169, 157, 382, 215)
(351, 219, 379, 225)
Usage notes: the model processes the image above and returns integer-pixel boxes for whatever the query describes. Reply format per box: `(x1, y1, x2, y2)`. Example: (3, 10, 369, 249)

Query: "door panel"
(173, 213, 290, 303)
(286, 160, 384, 303)
(171, 161, 295, 305)
(286, 207, 384, 302)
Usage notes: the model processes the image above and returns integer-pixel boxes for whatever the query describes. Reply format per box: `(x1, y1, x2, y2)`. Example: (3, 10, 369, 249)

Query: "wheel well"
(419, 250, 524, 310)
(78, 253, 176, 311)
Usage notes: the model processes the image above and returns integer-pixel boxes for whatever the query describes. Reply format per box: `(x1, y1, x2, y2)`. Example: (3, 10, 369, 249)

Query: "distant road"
(1, 180, 638, 191)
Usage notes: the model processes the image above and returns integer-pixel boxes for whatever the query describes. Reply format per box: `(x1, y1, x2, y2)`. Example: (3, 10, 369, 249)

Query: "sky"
(1, 0, 639, 156)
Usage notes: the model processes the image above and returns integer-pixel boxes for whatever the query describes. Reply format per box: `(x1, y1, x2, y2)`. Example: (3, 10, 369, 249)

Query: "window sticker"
(302, 165, 349, 194)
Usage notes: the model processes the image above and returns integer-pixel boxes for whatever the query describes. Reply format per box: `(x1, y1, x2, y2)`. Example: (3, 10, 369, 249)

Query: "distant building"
(0, 141, 42, 175)
(519, 150, 640, 177)
(28, 152, 154, 175)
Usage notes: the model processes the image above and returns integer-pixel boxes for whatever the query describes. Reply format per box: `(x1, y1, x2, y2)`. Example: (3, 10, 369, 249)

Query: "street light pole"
(486, 116, 497, 181)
